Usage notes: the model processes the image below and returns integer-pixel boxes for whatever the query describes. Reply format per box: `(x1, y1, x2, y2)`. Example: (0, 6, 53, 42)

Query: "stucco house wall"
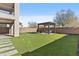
(0, 3, 19, 37)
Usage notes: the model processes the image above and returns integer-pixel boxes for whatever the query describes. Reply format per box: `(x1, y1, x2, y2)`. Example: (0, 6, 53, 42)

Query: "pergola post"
(48, 24, 50, 34)
(44, 25, 46, 33)
(9, 24, 13, 36)
(37, 24, 39, 32)
(54, 24, 56, 33)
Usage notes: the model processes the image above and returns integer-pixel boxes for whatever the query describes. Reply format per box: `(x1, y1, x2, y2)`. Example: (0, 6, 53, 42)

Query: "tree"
(54, 9, 78, 27)
(28, 22, 37, 28)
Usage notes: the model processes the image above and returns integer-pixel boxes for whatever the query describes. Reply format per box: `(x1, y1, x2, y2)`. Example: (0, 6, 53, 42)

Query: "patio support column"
(13, 3, 19, 37)
(9, 24, 13, 36)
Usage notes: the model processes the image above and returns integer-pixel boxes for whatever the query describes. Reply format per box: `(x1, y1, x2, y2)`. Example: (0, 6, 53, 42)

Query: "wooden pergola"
(37, 22, 56, 34)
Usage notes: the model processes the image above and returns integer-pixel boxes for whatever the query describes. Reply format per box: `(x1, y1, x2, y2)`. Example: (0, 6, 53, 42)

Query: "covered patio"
(0, 19, 14, 35)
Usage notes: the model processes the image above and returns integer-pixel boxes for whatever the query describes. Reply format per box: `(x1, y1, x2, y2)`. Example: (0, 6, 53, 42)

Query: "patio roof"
(0, 3, 14, 24)
(0, 3, 14, 12)
(0, 19, 14, 24)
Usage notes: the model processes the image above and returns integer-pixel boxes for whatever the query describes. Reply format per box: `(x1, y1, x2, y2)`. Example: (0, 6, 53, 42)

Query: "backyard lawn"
(11, 33, 78, 56)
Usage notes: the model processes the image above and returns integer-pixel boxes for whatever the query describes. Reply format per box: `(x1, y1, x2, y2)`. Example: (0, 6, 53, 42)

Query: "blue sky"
(20, 3, 79, 27)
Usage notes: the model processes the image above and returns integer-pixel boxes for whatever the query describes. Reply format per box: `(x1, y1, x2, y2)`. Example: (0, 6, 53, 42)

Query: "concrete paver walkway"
(0, 35, 19, 56)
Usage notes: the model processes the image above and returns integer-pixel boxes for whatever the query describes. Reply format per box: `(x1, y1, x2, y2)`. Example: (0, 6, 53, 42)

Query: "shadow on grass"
(26, 32, 39, 34)
(22, 35, 78, 56)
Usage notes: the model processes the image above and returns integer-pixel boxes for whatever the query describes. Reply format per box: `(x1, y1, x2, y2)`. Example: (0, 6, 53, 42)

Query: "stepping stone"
(0, 40, 11, 43)
(0, 46, 15, 52)
(0, 39, 11, 41)
(0, 43, 13, 48)
(0, 39, 11, 42)
(0, 41, 11, 45)
(0, 35, 19, 56)
(0, 50, 18, 56)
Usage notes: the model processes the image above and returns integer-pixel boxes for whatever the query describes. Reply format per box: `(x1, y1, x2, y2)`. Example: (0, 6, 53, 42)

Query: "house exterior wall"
(0, 27, 9, 34)
(13, 3, 19, 37)
(0, 3, 19, 37)
(0, 24, 7, 27)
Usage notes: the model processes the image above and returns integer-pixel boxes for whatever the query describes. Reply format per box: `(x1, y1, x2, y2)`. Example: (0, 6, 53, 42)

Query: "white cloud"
(20, 16, 54, 27)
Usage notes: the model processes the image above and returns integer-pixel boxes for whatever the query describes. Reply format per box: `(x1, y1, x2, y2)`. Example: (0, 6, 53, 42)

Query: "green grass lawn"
(11, 33, 78, 56)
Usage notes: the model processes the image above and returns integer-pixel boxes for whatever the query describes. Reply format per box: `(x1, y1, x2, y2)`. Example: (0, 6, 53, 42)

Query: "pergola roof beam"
(38, 22, 55, 25)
